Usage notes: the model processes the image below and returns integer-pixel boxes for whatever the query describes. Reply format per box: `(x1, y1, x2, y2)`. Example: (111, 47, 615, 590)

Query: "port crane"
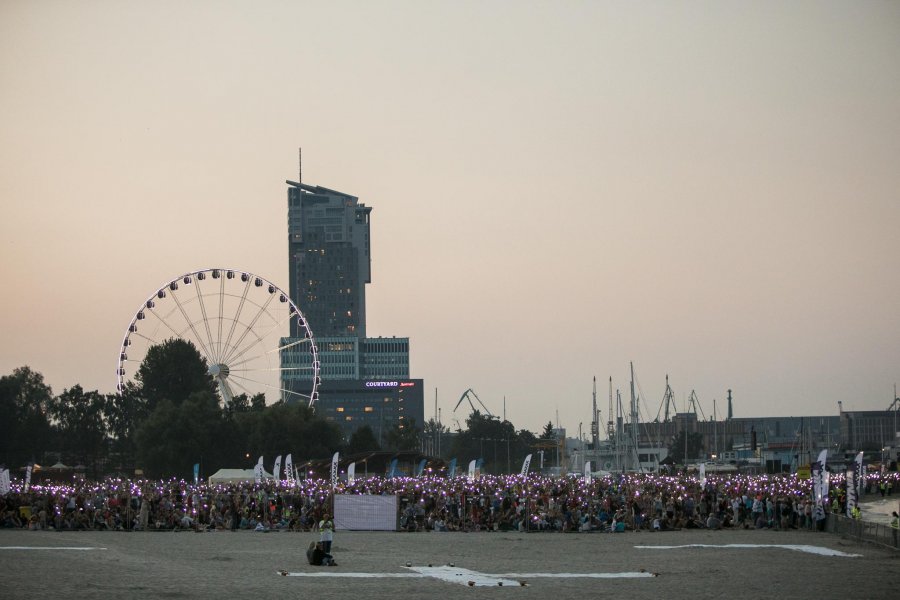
(453, 388, 493, 418)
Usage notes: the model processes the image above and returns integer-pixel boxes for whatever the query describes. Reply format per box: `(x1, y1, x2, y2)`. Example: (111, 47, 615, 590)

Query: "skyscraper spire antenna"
(298, 147, 302, 183)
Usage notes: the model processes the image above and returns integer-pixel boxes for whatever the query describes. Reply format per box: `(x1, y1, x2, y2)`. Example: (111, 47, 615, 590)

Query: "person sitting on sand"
(306, 541, 336, 566)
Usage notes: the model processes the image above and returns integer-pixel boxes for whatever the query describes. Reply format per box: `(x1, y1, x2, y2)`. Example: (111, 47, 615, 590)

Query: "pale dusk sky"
(1, 1, 898, 434)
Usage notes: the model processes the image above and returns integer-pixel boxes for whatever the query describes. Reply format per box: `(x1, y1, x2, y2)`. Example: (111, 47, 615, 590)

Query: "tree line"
(2, 340, 415, 479)
(1, 339, 562, 480)
(3, 340, 706, 479)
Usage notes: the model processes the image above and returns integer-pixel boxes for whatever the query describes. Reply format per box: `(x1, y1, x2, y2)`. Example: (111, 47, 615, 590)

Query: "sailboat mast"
(608, 377, 614, 440)
(713, 398, 718, 459)
(616, 389, 623, 471)
(592, 377, 599, 452)
(629, 362, 637, 430)
(629, 362, 639, 470)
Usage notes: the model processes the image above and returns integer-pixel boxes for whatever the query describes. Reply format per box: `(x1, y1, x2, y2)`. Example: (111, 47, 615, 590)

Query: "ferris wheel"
(116, 268, 320, 407)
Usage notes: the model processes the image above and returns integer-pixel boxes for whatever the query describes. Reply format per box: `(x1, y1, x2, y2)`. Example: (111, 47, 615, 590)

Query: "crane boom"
(453, 388, 493, 417)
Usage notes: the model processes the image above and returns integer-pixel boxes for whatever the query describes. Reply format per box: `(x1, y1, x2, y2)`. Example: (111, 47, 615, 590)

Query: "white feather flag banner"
(521, 454, 532, 476)
(254, 456, 264, 484)
(285, 454, 293, 483)
(813, 450, 828, 505)
(331, 452, 340, 487)
(0, 468, 10, 496)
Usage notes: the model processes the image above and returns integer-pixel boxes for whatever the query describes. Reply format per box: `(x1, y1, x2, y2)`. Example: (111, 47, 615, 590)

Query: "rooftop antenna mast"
(298, 147, 302, 183)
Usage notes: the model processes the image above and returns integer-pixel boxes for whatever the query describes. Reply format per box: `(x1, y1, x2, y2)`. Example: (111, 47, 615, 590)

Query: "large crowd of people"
(1, 470, 897, 534)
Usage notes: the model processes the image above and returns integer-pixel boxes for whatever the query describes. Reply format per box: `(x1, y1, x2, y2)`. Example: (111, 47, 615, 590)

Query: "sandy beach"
(1, 525, 896, 600)
(860, 494, 900, 524)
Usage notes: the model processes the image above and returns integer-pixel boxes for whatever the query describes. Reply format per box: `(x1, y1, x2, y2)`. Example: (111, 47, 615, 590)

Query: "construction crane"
(454, 388, 493, 418)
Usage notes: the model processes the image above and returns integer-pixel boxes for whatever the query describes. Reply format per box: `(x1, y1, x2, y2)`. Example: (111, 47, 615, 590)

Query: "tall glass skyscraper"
(281, 178, 423, 441)
(287, 181, 371, 338)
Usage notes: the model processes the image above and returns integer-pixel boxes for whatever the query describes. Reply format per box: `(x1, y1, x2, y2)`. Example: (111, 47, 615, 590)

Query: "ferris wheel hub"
(208, 363, 230, 379)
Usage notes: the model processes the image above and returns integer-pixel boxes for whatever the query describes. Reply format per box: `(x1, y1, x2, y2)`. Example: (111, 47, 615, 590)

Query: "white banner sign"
(347, 462, 356, 484)
(334, 494, 399, 531)
(273, 455, 282, 481)
(0, 468, 10, 496)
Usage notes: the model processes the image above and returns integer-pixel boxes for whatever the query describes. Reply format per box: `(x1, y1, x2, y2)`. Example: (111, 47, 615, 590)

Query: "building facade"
(314, 378, 425, 443)
(281, 177, 422, 442)
(839, 408, 900, 452)
(590, 409, 900, 473)
(632, 413, 841, 467)
(287, 180, 371, 338)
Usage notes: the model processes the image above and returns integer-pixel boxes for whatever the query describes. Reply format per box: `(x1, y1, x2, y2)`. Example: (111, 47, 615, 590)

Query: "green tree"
(516, 428, 539, 471)
(238, 402, 343, 462)
(136, 339, 216, 411)
(250, 392, 266, 411)
(517, 428, 538, 449)
(422, 418, 450, 458)
(134, 390, 224, 478)
(213, 414, 248, 470)
(423, 418, 449, 437)
(540, 421, 556, 440)
(668, 431, 705, 464)
(0, 366, 53, 466)
(346, 425, 380, 454)
(50, 385, 108, 477)
(229, 393, 251, 413)
(384, 417, 421, 452)
(105, 381, 148, 471)
(449, 411, 535, 474)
